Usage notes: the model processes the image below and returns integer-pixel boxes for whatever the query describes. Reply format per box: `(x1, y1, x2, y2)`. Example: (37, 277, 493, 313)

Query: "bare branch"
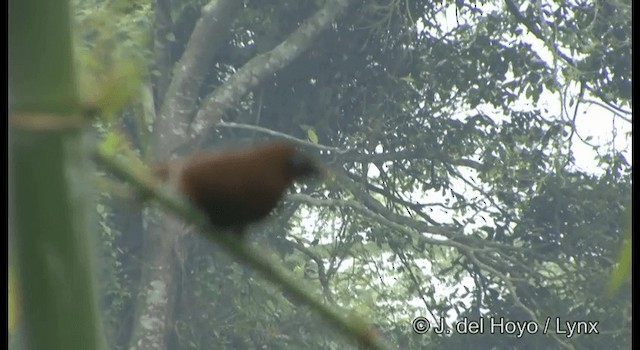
(217, 121, 350, 153)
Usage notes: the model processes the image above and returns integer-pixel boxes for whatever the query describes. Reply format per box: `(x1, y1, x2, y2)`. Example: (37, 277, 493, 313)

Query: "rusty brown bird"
(153, 141, 321, 235)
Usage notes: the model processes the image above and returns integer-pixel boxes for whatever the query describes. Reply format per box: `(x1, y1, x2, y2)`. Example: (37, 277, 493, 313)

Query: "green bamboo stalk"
(9, 1, 107, 349)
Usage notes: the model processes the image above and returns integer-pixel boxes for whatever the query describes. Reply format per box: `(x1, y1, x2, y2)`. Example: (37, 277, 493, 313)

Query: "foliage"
(78, 0, 631, 348)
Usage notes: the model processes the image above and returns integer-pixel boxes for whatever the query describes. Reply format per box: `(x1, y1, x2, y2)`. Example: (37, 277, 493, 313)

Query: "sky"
(568, 101, 632, 174)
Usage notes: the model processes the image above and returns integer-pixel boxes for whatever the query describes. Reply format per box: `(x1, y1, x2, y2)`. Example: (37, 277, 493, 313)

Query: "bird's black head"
(286, 150, 323, 179)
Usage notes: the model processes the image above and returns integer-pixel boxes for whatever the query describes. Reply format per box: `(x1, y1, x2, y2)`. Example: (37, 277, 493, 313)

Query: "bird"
(153, 140, 322, 235)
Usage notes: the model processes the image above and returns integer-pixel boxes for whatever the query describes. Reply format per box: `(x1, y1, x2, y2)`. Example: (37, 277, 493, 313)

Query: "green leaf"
(9, 263, 20, 336)
(93, 63, 141, 118)
(99, 131, 122, 156)
(307, 127, 319, 144)
(606, 203, 632, 296)
(399, 74, 415, 83)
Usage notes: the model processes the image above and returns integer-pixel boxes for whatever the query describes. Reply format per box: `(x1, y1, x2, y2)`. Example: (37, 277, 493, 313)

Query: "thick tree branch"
(156, 0, 242, 153)
(192, 0, 355, 132)
(152, 0, 173, 103)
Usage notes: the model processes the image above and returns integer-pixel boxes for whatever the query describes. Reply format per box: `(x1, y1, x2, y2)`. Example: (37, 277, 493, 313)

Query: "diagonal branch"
(192, 0, 355, 132)
(218, 121, 350, 153)
(94, 147, 391, 350)
(156, 0, 242, 151)
(152, 0, 173, 103)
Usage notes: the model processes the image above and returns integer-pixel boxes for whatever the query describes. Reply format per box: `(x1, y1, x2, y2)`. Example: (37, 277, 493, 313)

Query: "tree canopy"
(69, 0, 631, 349)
